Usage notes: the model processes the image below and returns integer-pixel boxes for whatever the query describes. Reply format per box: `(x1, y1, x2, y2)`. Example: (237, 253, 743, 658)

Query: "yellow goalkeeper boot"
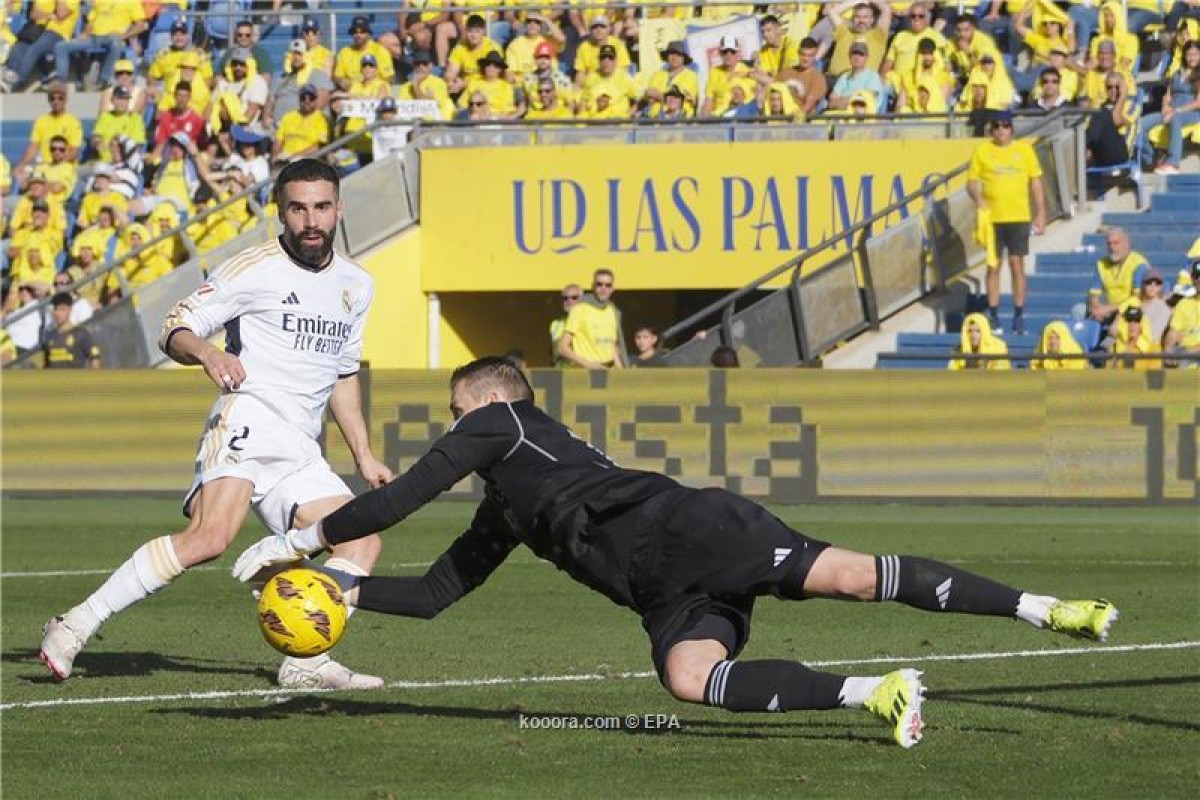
(864, 668, 926, 749)
(1047, 599, 1120, 641)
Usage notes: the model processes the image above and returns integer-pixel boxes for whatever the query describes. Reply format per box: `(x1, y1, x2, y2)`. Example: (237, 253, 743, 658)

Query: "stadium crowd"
(1, 1, 1198, 368)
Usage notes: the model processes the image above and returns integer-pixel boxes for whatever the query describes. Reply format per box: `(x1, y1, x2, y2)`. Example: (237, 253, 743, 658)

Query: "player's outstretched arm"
(165, 328, 246, 392)
(346, 499, 521, 618)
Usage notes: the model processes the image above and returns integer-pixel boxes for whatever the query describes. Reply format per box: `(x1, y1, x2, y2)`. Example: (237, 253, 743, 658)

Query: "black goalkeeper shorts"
(632, 487, 830, 682)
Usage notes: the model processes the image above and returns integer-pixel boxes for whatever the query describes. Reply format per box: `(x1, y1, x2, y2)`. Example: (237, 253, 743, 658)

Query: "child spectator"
(1031, 321, 1087, 370)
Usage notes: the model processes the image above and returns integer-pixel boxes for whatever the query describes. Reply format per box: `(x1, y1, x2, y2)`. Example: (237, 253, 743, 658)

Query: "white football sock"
(839, 676, 884, 708)
(283, 557, 368, 667)
(69, 536, 184, 640)
(1016, 592, 1057, 628)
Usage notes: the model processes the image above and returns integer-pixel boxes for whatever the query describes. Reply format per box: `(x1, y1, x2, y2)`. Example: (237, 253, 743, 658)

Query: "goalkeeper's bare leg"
(39, 479, 384, 688)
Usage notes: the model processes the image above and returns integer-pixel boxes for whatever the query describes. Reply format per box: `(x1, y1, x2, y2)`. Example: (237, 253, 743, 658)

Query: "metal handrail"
(657, 107, 1093, 345)
(877, 351, 1198, 363)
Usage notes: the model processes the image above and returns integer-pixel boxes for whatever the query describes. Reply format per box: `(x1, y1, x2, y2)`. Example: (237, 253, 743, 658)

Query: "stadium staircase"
(877, 173, 1200, 369)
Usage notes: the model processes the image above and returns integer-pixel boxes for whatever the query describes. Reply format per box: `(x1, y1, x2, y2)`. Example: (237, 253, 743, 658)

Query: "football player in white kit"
(40, 159, 392, 690)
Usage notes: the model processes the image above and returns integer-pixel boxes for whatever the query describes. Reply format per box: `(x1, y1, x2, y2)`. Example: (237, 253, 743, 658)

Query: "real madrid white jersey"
(161, 237, 374, 440)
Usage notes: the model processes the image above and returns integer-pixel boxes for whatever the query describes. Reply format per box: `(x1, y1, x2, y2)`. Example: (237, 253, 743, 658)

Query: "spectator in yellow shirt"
(53, 0, 146, 89)
(1088, 1, 1139, 73)
(644, 40, 698, 118)
(460, 51, 521, 117)
(525, 79, 576, 119)
(273, 85, 332, 164)
(99, 59, 149, 116)
(446, 14, 501, 95)
(104, 223, 173, 303)
(702, 35, 752, 117)
(77, 166, 130, 230)
(574, 15, 630, 88)
(37, 135, 78, 208)
(582, 44, 638, 117)
(522, 41, 575, 111)
(7, 200, 63, 296)
(398, 51, 456, 120)
(506, 14, 565, 81)
(147, 19, 214, 92)
(895, 39, 954, 111)
(881, 3, 947, 83)
(334, 15, 395, 91)
(947, 14, 1001, 84)
(91, 86, 146, 162)
(967, 111, 1046, 334)
(755, 14, 798, 80)
(300, 18, 335, 74)
(15, 85, 82, 180)
(11, 171, 67, 237)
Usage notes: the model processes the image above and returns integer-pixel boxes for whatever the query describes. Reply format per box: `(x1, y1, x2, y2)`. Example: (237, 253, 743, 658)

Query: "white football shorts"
(183, 393, 351, 536)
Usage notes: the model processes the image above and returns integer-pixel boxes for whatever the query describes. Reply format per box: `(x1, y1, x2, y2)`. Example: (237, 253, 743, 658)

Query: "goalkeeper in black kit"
(233, 356, 1119, 748)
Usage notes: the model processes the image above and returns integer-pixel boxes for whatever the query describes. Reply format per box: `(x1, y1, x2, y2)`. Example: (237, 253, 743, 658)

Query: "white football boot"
(276, 654, 385, 690)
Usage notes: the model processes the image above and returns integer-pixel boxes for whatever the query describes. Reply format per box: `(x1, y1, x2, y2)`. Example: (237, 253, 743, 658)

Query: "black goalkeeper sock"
(703, 659, 845, 712)
(875, 555, 1021, 616)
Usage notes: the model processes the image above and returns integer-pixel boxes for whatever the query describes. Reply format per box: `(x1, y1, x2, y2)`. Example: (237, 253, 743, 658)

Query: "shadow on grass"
(153, 695, 896, 745)
(2, 648, 275, 684)
(931, 674, 1200, 732)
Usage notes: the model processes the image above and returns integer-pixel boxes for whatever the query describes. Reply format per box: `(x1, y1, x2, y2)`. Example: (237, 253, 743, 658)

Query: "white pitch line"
(3, 640, 1196, 713)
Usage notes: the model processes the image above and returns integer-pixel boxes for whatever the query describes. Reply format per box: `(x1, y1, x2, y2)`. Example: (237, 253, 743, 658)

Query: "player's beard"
(285, 226, 334, 269)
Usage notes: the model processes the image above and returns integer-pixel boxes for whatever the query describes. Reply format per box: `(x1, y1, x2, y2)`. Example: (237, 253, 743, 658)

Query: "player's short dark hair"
(451, 356, 535, 403)
(273, 158, 340, 207)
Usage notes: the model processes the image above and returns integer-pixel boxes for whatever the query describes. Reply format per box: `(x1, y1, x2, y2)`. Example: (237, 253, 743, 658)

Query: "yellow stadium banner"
(419, 139, 980, 291)
(3, 369, 1197, 504)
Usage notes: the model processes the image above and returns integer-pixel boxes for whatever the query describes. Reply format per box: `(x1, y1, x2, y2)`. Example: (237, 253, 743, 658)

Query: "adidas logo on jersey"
(935, 578, 953, 609)
(282, 292, 300, 305)
(772, 548, 792, 568)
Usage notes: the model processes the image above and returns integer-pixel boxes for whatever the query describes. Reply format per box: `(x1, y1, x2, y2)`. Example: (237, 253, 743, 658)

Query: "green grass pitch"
(2, 498, 1198, 798)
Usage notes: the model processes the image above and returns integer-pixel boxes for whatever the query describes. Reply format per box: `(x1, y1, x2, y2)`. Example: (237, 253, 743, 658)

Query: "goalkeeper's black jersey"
(323, 400, 679, 608)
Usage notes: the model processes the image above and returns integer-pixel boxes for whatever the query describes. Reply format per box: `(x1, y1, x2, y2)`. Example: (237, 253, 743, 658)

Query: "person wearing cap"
(92, 85, 147, 161)
(1107, 305, 1161, 370)
(1115, 268, 1172, 345)
(76, 165, 130, 229)
(776, 38, 828, 117)
(643, 40, 699, 118)
(6, 198, 63, 294)
(342, 58, 393, 159)
(1087, 227, 1151, 325)
(701, 35, 751, 116)
(10, 171, 66, 236)
(53, 0, 146, 89)
(42, 292, 100, 369)
(1163, 263, 1200, 360)
(298, 18, 334, 74)
(15, 84, 82, 178)
(506, 13, 565, 81)
(460, 51, 520, 117)
(148, 18, 213, 89)
(824, 0, 891, 77)
(881, 2, 946, 83)
(520, 39, 574, 112)
(1, 0, 81, 92)
(334, 15, 394, 91)
(968, 109, 1046, 335)
(1030, 321, 1088, 371)
(581, 44, 638, 117)
(273, 84, 332, 164)
(446, 14, 501, 95)
(829, 40, 884, 110)
(38, 135, 78, 208)
(213, 49, 270, 129)
(98, 58, 148, 116)
(350, 53, 392, 100)
(947, 14, 1002, 83)
(895, 38, 954, 113)
(265, 40, 334, 129)
(525, 79, 576, 120)
(398, 50, 456, 121)
(573, 15, 631, 88)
